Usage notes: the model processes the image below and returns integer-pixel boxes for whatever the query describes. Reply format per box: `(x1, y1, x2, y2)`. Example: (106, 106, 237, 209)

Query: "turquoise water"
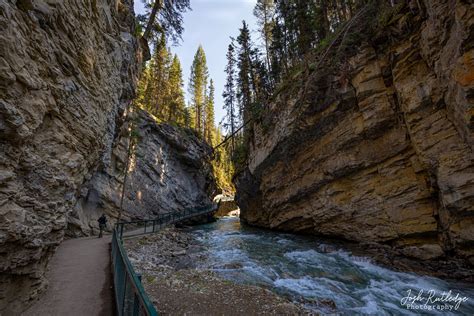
(189, 217, 474, 315)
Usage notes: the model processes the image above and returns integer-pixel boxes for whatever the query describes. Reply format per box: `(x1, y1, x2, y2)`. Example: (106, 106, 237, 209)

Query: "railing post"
(122, 273, 127, 315)
(111, 228, 159, 316)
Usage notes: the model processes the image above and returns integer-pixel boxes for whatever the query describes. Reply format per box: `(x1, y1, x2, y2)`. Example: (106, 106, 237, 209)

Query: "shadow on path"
(24, 236, 114, 316)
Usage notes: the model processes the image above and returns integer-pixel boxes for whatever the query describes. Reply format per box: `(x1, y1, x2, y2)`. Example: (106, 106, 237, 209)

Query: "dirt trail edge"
(24, 236, 114, 316)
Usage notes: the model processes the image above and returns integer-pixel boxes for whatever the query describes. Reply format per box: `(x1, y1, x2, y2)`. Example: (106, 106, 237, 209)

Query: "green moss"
(144, 274, 156, 284)
(134, 22, 143, 37)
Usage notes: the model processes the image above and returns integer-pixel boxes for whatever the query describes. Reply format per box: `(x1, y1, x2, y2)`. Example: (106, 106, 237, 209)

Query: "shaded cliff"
(0, 0, 140, 311)
(69, 108, 217, 236)
(0, 0, 215, 313)
(235, 0, 473, 267)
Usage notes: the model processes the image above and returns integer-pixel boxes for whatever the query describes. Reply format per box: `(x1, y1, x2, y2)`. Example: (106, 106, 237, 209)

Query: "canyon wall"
(236, 0, 474, 266)
(0, 0, 139, 311)
(0, 0, 215, 313)
(69, 108, 217, 237)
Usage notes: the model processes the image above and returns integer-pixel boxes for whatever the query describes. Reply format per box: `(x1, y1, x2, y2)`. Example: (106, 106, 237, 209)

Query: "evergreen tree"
(212, 126, 235, 193)
(268, 18, 288, 83)
(222, 42, 238, 153)
(204, 79, 216, 145)
(143, 33, 171, 117)
(141, 34, 170, 116)
(188, 45, 209, 137)
(294, 1, 319, 56)
(253, 0, 276, 78)
(139, 0, 191, 44)
(236, 21, 265, 127)
(185, 102, 195, 129)
(236, 21, 253, 122)
(137, 62, 152, 110)
(136, 35, 189, 127)
(262, 0, 367, 87)
(166, 55, 186, 124)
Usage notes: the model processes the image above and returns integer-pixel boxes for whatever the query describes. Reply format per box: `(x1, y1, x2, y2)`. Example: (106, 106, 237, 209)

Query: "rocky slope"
(0, 0, 215, 313)
(235, 0, 474, 266)
(125, 228, 306, 315)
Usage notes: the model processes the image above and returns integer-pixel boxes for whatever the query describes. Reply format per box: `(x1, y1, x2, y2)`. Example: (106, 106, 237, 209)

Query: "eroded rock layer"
(236, 0, 474, 265)
(0, 0, 140, 312)
(0, 1, 218, 312)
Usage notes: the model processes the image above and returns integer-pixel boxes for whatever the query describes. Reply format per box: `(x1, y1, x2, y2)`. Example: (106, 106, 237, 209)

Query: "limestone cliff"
(235, 0, 474, 267)
(0, 0, 140, 310)
(69, 108, 217, 236)
(0, 0, 215, 313)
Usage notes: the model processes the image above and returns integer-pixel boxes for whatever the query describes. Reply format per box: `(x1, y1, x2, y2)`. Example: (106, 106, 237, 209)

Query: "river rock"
(235, 1, 474, 265)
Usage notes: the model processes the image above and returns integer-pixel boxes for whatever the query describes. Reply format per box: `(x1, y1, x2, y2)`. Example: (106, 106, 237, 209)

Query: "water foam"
(189, 217, 474, 315)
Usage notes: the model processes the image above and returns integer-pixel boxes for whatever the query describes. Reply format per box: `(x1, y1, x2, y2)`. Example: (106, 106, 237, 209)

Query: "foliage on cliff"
(221, 0, 413, 171)
(137, 0, 191, 44)
(137, 34, 187, 125)
(135, 36, 234, 194)
(233, 0, 474, 268)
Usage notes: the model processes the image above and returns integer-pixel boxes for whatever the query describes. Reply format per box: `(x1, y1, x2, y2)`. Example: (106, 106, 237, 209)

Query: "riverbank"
(126, 217, 474, 315)
(124, 226, 309, 315)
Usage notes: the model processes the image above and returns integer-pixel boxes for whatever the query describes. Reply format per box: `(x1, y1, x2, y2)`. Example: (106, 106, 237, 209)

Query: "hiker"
(98, 214, 107, 238)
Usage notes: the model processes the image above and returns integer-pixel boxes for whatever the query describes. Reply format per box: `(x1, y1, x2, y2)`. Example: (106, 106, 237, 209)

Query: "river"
(188, 217, 474, 315)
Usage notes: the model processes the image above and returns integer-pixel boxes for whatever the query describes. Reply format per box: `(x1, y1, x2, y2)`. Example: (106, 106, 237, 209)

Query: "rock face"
(70, 108, 217, 236)
(235, 1, 474, 265)
(214, 195, 239, 217)
(0, 2, 139, 314)
(0, 0, 216, 312)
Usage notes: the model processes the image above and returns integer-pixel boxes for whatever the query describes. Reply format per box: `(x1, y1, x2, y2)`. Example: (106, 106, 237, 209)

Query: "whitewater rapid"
(189, 217, 474, 315)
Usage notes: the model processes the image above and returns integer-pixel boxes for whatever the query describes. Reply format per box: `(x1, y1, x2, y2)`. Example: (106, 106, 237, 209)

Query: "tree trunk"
(263, 4, 272, 79)
(143, 0, 164, 41)
(320, 0, 330, 39)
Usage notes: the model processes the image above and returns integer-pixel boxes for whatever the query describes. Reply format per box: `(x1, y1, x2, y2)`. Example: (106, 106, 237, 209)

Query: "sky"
(134, 0, 258, 125)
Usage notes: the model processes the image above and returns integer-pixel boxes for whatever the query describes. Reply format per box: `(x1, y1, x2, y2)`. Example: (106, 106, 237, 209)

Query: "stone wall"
(0, 0, 140, 312)
(236, 0, 474, 266)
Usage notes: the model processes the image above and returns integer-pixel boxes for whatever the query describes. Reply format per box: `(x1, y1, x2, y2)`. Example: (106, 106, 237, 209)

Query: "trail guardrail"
(111, 205, 217, 316)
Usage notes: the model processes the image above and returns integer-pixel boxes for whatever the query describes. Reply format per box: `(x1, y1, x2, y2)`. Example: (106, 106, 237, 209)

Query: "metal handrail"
(111, 205, 217, 316)
(117, 205, 218, 239)
(111, 229, 158, 316)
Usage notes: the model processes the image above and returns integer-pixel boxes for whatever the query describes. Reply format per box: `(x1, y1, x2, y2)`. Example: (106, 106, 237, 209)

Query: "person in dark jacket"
(98, 214, 107, 238)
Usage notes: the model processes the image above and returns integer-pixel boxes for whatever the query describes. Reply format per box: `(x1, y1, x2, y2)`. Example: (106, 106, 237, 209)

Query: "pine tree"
(268, 18, 287, 83)
(236, 21, 264, 126)
(185, 102, 195, 129)
(236, 21, 253, 122)
(212, 126, 235, 193)
(136, 34, 189, 127)
(222, 42, 238, 153)
(253, 0, 275, 78)
(166, 54, 186, 125)
(143, 33, 171, 117)
(204, 79, 216, 145)
(188, 45, 209, 137)
(137, 62, 152, 110)
(139, 0, 191, 44)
